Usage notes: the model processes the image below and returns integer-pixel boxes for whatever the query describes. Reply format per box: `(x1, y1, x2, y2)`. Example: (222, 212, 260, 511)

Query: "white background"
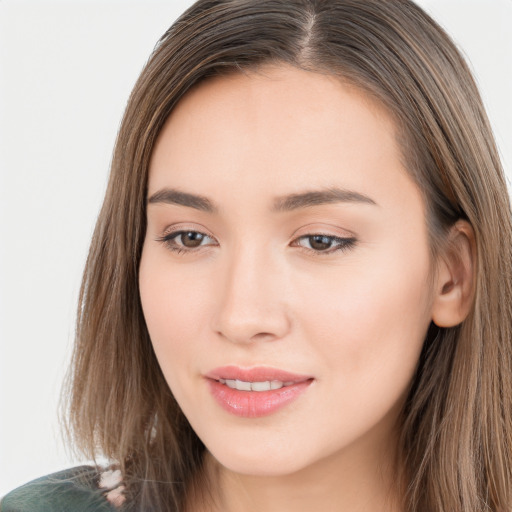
(0, 0, 511, 497)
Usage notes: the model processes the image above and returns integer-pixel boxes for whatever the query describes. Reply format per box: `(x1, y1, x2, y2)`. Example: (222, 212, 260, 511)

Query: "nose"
(211, 245, 291, 344)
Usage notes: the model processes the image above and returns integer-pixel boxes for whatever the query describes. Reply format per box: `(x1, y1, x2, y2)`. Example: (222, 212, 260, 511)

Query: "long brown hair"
(64, 1, 512, 510)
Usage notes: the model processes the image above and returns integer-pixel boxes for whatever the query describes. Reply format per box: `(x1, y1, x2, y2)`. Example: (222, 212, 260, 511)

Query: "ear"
(431, 220, 476, 328)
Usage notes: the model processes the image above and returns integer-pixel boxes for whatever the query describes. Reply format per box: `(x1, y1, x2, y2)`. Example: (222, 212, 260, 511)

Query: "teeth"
(236, 379, 252, 391)
(219, 379, 290, 391)
(251, 381, 271, 391)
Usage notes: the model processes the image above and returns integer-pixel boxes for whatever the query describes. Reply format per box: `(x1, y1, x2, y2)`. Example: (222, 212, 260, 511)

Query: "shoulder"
(0, 466, 123, 512)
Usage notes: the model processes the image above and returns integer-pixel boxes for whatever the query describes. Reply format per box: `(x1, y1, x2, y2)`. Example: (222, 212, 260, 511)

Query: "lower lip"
(207, 379, 312, 418)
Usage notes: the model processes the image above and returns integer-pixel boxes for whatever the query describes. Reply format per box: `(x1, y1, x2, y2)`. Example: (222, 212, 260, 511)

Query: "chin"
(204, 435, 318, 477)
(214, 454, 307, 478)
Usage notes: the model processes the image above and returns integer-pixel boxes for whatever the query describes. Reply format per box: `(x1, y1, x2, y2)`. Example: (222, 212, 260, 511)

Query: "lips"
(205, 366, 313, 418)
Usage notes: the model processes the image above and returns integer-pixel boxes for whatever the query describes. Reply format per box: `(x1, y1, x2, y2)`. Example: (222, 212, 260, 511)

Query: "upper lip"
(205, 365, 312, 383)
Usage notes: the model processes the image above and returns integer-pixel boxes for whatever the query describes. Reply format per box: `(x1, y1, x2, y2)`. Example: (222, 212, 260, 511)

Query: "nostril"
(250, 332, 278, 342)
(215, 328, 283, 345)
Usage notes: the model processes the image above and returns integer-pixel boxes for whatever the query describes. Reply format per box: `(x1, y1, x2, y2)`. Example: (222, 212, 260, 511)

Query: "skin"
(139, 65, 473, 512)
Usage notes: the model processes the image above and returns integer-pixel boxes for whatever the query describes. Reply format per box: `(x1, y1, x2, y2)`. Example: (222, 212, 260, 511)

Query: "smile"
(206, 366, 313, 418)
(218, 379, 295, 391)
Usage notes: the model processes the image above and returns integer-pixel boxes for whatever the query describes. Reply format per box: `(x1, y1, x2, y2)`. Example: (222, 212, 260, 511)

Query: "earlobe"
(431, 220, 476, 328)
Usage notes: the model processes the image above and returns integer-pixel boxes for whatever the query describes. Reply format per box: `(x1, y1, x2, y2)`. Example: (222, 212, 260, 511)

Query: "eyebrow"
(147, 186, 377, 213)
(147, 188, 218, 213)
(272, 187, 377, 211)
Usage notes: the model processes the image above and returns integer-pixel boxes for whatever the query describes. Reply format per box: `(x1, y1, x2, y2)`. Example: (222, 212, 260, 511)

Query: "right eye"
(158, 230, 217, 253)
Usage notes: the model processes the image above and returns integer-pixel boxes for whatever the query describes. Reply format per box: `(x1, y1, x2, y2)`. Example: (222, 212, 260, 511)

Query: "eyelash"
(157, 230, 356, 256)
(156, 230, 216, 255)
(291, 234, 356, 254)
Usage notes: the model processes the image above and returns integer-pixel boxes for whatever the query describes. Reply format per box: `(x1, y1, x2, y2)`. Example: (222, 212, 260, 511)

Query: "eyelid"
(166, 231, 216, 245)
(156, 223, 218, 253)
(291, 234, 357, 255)
(160, 222, 216, 239)
(290, 222, 356, 239)
(289, 223, 357, 255)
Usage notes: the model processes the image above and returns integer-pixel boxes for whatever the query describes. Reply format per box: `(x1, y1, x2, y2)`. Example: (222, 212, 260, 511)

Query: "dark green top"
(0, 466, 117, 512)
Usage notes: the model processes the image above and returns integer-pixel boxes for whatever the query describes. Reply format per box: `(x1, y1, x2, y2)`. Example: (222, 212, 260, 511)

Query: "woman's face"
(139, 65, 435, 477)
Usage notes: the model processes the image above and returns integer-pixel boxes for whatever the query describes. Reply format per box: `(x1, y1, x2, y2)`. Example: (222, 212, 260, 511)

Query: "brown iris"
(308, 235, 334, 251)
(179, 231, 206, 248)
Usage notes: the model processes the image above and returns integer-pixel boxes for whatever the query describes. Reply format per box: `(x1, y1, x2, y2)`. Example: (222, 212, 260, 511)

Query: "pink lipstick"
(205, 366, 313, 418)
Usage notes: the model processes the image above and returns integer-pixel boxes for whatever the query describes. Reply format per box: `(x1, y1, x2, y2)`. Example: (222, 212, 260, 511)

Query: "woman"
(2, 0, 511, 511)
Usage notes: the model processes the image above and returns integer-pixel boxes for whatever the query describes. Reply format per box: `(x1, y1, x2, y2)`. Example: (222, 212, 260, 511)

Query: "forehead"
(148, 64, 421, 215)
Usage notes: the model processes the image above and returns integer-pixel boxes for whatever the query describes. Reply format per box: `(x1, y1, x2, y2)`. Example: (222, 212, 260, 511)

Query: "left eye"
(294, 234, 355, 253)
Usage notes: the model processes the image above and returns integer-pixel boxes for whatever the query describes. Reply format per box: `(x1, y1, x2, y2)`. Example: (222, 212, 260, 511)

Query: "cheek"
(138, 247, 211, 383)
(293, 243, 432, 400)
